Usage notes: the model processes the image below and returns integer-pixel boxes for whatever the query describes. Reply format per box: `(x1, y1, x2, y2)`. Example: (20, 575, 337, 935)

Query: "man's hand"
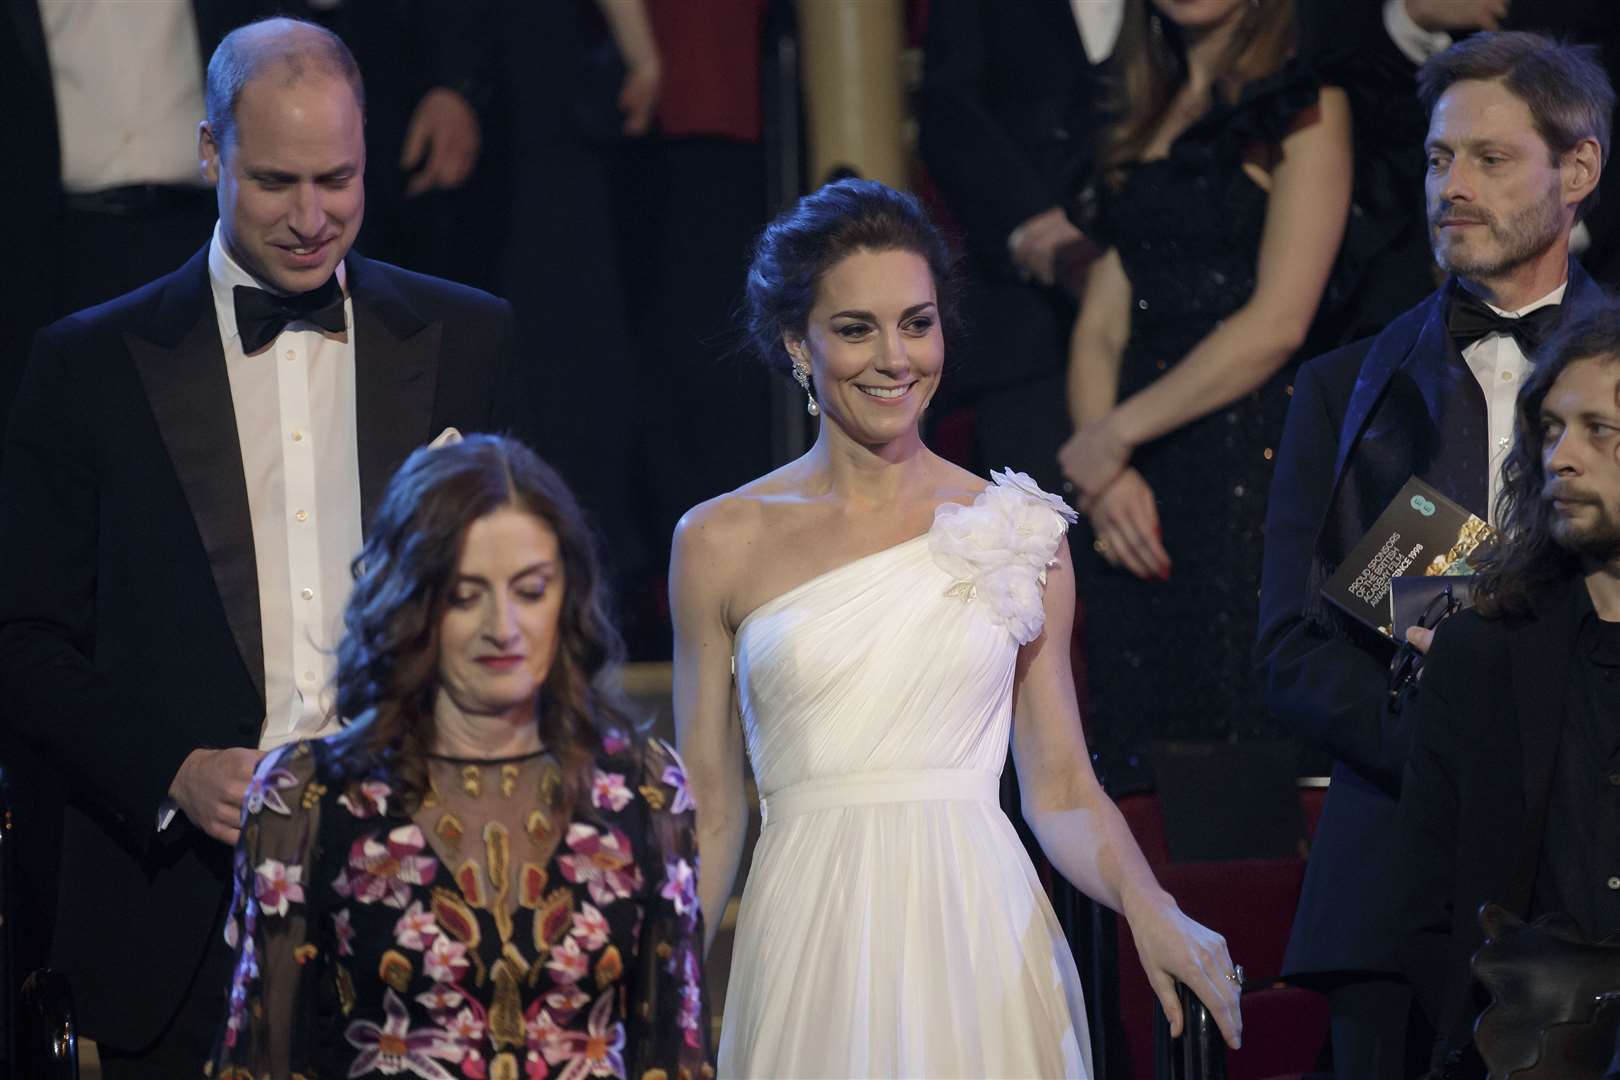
(401, 87, 482, 197)
(169, 747, 267, 845)
(1405, 625, 1434, 655)
(1404, 0, 1507, 32)
(1009, 206, 1087, 289)
(619, 59, 661, 136)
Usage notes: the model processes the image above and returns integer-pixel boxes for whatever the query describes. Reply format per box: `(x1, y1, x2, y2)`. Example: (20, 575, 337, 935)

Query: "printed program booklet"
(1320, 476, 1495, 637)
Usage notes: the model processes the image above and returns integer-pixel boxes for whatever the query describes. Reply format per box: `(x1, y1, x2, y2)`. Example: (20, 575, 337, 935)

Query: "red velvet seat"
(1114, 789, 1331, 1080)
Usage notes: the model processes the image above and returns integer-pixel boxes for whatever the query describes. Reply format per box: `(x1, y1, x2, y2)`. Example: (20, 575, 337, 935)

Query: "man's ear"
(198, 121, 222, 186)
(1562, 136, 1602, 211)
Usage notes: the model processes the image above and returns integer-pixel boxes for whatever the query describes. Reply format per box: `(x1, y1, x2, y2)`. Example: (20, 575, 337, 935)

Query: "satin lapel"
(347, 254, 440, 531)
(1331, 292, 1446, 491)
(129, 255, 265, 706)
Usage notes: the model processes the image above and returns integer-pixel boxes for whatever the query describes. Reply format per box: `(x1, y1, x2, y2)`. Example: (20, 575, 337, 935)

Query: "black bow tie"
(1447, 287, 1562, 354)
(233, 278, 347, 353)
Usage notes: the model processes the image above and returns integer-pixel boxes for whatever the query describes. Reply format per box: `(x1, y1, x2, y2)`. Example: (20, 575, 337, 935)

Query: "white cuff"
(157, 796, 177, 831)
(1382, 0, 1452, 66)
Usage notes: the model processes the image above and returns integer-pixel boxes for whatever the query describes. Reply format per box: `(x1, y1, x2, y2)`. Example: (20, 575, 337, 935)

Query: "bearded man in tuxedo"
(1257, 30, 1611, 1080)
(0, 17, 521, 1077)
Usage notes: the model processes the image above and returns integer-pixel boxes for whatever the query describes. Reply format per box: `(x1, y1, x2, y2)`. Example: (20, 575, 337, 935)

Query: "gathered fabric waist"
(759, 768, 1000, 826)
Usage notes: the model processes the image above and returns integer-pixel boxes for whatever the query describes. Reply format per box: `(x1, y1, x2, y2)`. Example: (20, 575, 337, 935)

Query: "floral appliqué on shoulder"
(928, 469, 1078, 644)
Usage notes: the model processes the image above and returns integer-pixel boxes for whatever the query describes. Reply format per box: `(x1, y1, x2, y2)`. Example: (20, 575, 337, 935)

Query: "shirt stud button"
(301, 587, 314, 600)
(1608, 876, 1620, 890)
(1609, 773, 1620, 787)
(284, 350, 295, 361)
(295, 510, 309, 523)
(290, 430, 303, 442)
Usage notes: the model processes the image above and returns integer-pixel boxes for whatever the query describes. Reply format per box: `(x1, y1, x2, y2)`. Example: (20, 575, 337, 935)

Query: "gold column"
(796, 0, 908, 190)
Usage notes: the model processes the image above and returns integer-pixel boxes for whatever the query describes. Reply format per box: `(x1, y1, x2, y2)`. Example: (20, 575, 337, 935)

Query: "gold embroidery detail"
(488, 960, 525, 1050)
(656, 941, 673, 960)
(293, 942, 318, 965)
(519, 862, 547, 907)
(335, 963, 356, 1016)
(431, 886, 482, 948)
(595, 944, 623, 988)
(435, 811, 465, 847)
(642, 1070, 669, 1080)
(525, 808, 554, 847)
(461, 764, 481, 796)
(422, 778, 441, 808)
(534, 887, 575, 954)
(638, 783, 666, 811)
(500, 762, 519, 797)
(456, 859, 486, 908)
(379, 949, 412, 992)
(300, 781, 327, 810)
(537, 761, 561, 807)
(490, 1052, 520, 1080)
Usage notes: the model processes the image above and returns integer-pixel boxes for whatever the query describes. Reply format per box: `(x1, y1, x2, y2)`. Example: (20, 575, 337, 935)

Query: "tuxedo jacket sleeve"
(0, 312, 240, 853)
(914, 0, 1097, 264)
(1257, 342, 1414, 793)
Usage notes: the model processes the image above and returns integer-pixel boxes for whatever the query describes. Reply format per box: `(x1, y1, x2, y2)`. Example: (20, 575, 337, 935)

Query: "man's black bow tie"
(1447, 287, 1562, 354)
(233, 277, 347, 354)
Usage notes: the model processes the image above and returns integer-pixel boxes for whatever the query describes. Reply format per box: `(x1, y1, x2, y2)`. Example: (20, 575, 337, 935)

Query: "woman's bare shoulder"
(672, 463, 806, 566)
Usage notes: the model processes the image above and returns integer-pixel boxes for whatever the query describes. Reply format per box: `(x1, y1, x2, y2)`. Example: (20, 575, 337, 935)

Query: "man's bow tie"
(233, 278, 347, 354)
(1447, 288, 1562, 354)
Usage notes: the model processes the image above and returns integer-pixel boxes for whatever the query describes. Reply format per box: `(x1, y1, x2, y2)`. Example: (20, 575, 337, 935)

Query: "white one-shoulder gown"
(717, 472, 1093, 1079)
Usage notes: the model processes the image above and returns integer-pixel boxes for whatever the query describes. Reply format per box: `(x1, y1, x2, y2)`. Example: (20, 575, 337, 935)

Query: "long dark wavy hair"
(1474, 304, 1620, 620)
(1103, 0, 1297, 173)
(326, 434, 631, 813)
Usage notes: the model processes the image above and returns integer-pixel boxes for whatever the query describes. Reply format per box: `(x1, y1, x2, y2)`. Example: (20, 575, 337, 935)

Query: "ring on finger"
(1092, 538, 1111, 556)
(1225, 963, 1245, 986)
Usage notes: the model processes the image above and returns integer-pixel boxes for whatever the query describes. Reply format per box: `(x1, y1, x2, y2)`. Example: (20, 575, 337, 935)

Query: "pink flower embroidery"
(660, 858, 698, 922)
(333, 825, 439, 908)
(543, 984, 590, 1017)
(344, 988, 459, 1079)
(542, 993, 626, 1080)
(677, 978, 703, 1050)
(568, 903, 609, 952)
(445, 1007, 486, 1044)
(338, 780, 393, 819)
(661, 755, 694, 815)
(417, 984, 465, 1018)
(546, 935, 590, 985)
(395, 900, 440, 950)
(254, 859, 305, 917)
(590, 770, 633, 812)
(243, 764, 299, 817)
(556, 824, 642, 906)
(333, 907, 356, 957)
(424, 933, 470, 984)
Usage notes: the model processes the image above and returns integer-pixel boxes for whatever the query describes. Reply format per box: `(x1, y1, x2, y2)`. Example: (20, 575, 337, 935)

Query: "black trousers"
(1324, 973, 1434, 1080)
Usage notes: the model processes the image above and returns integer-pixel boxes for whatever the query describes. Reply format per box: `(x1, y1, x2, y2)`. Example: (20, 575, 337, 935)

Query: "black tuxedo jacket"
(914, 0, 1105, 274)
(1392, 576, 1588, 1060)
(0, 245, 519, 1049)
(1256, 262, 1607, 976)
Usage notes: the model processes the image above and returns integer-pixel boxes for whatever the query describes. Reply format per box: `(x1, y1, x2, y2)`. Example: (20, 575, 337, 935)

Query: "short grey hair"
(205, 17, 365, 154)
(1418, 31, 1613, 219)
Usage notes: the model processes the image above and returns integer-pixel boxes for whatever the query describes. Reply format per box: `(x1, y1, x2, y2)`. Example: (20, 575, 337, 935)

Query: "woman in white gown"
(672, 178, 1242, 1078)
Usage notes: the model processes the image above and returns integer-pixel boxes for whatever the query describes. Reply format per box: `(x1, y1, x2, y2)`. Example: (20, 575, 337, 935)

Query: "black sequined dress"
(1077, 66, 1323, 771)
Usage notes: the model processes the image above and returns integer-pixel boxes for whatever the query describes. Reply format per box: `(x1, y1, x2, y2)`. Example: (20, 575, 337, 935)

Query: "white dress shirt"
(1068, 0, 1123, 65)
(207, 225, 364, 750)
(1461, 281, 1566, 526)
(40, 0, 209, 192)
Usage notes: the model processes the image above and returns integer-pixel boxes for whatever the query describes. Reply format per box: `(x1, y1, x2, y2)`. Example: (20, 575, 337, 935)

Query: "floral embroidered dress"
(718, 471, 1092, 1078)
(207, 733, 710, 1080)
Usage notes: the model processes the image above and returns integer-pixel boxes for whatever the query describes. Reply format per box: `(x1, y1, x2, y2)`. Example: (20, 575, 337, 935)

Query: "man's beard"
(1549, 495, 1620, 563)
(1431, 183, 1564, 281)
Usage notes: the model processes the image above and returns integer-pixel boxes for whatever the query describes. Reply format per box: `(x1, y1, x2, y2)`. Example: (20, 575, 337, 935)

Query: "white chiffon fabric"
(717, 476, 1092, 1079)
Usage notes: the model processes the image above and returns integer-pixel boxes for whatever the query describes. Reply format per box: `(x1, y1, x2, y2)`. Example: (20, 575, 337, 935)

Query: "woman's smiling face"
(790, 247, 944, 447)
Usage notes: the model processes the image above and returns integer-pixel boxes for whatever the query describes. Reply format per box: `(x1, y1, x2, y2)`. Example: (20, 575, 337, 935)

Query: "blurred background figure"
(1058, 0, 1351, 783)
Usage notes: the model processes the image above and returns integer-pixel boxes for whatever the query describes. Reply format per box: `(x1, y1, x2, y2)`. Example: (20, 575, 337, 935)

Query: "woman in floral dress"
(209, 435, 711, 1080)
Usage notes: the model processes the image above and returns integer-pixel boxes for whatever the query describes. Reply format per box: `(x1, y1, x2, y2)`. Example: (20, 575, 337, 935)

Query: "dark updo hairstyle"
(327, 434, 630, 814)
(744, 177, 959, 380)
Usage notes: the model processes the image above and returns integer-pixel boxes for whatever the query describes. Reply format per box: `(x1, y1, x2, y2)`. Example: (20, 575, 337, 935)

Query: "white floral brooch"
(928, 469, 1079, 644)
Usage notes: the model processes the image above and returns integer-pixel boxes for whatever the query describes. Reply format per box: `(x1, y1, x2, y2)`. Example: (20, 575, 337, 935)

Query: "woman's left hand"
(1058, 418, 1131, 499)
(1125, 889, 1243, 1050)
